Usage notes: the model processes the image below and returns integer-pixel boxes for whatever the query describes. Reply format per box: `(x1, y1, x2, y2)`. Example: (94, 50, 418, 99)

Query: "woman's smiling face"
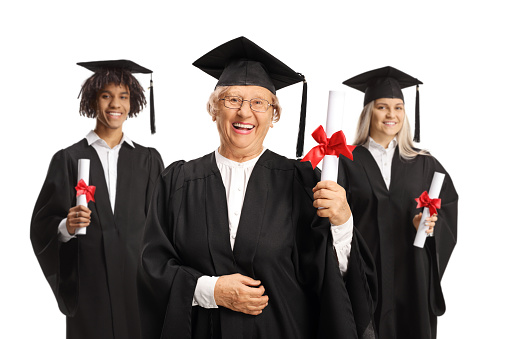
(214, 85, 274, 161)
(370, 98, 405, 147)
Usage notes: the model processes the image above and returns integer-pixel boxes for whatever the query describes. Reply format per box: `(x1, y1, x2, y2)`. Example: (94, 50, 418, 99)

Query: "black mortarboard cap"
(193, 36, 308, 157)
(343, 66, 423, 142)
(77, 59, 156, 134)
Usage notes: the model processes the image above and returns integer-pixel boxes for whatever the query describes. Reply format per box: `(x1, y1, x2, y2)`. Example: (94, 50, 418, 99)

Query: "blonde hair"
(353, 100, 429, 160)
(206, 86, 282, 122)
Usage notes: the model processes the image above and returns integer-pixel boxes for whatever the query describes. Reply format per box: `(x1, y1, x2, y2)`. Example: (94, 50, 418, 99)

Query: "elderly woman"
(338, 66, 458, 339)
(137, 37, 376, 339)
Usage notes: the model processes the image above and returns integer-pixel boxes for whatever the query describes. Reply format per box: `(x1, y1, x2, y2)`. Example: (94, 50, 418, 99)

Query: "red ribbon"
(75, 179, 96, 203)
(415, 191, 441, 216)
(301, 125, 356, 169)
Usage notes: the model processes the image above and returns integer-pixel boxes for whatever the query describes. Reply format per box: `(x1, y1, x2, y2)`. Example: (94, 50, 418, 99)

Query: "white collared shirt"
(364, 137, 397, 189)
(86, 130, 134, 212)
(57, 130, 133, 242)
(192, 148, 353, 308)
(215, 149, 265, 250)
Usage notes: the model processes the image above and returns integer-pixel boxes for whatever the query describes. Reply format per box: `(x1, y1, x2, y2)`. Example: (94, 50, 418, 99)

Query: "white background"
(1, 0, 507, 337)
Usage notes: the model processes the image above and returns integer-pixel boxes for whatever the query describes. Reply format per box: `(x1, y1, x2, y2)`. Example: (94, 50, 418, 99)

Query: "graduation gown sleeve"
(422, 157, 458, 316)
(145, 147, 165, 213)
(30, 148, 79, 316)
(138, 160, 204, 339)
(294, 162, 378, 339)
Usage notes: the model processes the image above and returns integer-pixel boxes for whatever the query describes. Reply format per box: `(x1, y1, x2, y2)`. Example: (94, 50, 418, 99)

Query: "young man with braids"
(31, 60, 164, 339)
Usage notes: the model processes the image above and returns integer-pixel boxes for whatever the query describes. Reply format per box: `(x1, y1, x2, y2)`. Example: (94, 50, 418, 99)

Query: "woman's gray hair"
(353, 100, 429, 160)
(206, 86, 282, 122)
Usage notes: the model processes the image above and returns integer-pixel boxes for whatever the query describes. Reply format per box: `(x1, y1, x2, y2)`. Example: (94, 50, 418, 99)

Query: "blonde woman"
(339, 66, 458, 339)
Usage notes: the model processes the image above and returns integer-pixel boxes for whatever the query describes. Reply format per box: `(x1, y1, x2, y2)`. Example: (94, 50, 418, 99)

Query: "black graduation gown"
(138, 150, 377, 339)
(31, 138, 164, 339)
(338, 147, 458, 339)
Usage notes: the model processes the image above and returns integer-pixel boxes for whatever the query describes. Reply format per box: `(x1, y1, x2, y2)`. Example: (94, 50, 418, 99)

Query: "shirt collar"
(85, 130, 134, 149)
(215, 147, 266, 168)
(364, 137, 397, 152)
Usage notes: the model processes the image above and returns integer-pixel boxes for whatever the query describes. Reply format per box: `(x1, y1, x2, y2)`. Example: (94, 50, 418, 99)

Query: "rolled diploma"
(413, 172, 445, 248)
(75, 159, 90, 235)
(320, 91, 345, 182)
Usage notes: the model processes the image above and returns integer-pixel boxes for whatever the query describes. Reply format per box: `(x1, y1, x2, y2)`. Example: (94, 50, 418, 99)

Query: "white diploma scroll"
(413, 172, 445, 248)
(75, 159, 90, 235)
(320, 91, 346, 182)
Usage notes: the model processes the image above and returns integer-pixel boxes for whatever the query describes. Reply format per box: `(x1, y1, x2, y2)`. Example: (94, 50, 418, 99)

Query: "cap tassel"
(296, 75, 307, 158)
(413, 84, 420, 143)
(150, 76, 155, 134)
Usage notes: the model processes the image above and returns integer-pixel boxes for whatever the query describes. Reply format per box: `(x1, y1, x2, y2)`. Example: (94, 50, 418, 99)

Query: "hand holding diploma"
(66, 205, 92, 235)
(71, 159, 95, 235)
(313, 180, 351, 226)
(301, 91, 355, 224)
(413, 213, 438, 235)
(413, 172, 444, 248)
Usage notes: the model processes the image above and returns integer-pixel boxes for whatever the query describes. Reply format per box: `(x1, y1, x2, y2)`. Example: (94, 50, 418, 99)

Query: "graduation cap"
(193, 36, 308, 157)
(343, 66, 423, 142)
(77, 59, 156, 134)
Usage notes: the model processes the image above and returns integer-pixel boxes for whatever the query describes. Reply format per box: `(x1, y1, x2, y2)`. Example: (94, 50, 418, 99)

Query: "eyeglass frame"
(219, 96, 274, 113)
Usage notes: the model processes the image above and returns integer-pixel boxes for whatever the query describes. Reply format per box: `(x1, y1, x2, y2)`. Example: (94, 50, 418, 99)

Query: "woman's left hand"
(413, 213, 438, 234)
(313, 180, 351, 226)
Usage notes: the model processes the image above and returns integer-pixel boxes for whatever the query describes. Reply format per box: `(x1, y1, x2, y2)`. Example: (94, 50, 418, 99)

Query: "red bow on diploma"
(301, 125, 356, 169)
(415, 191, 441, 216)
(75, 179, 96, 203)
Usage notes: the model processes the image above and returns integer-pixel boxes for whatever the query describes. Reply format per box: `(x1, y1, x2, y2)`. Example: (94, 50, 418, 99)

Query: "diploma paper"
(320, 91, 345, 182)
(413, 172, 445, 248)
(75, 159, 90, 235)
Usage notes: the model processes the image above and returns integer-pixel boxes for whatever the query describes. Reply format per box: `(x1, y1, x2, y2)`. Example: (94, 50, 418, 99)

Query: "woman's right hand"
(214, 273, 269, 315)
(66, 205, 92, 235)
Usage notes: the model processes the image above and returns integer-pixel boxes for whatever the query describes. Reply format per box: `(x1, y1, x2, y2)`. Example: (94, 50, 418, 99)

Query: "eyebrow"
(226, 93, 270, 100)
(99, 90, 130, 95)
(225, 91, 243, 97)
(376, 101, 404, 106)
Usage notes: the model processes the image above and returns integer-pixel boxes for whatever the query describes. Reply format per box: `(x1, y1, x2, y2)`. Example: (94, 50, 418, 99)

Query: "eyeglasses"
(220, 96, 274, 113)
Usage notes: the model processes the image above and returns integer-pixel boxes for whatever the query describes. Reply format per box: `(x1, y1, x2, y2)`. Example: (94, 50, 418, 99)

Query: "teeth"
(384, 122, 396, 125)
(233, 123, 254, 129)
(108, 112, 121, 116)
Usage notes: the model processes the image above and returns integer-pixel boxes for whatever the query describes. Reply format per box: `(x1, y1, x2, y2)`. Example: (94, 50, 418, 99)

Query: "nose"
(237, 100, 253, 118)
(386, 108, 395, 117)
(109, 96, 121, 108)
